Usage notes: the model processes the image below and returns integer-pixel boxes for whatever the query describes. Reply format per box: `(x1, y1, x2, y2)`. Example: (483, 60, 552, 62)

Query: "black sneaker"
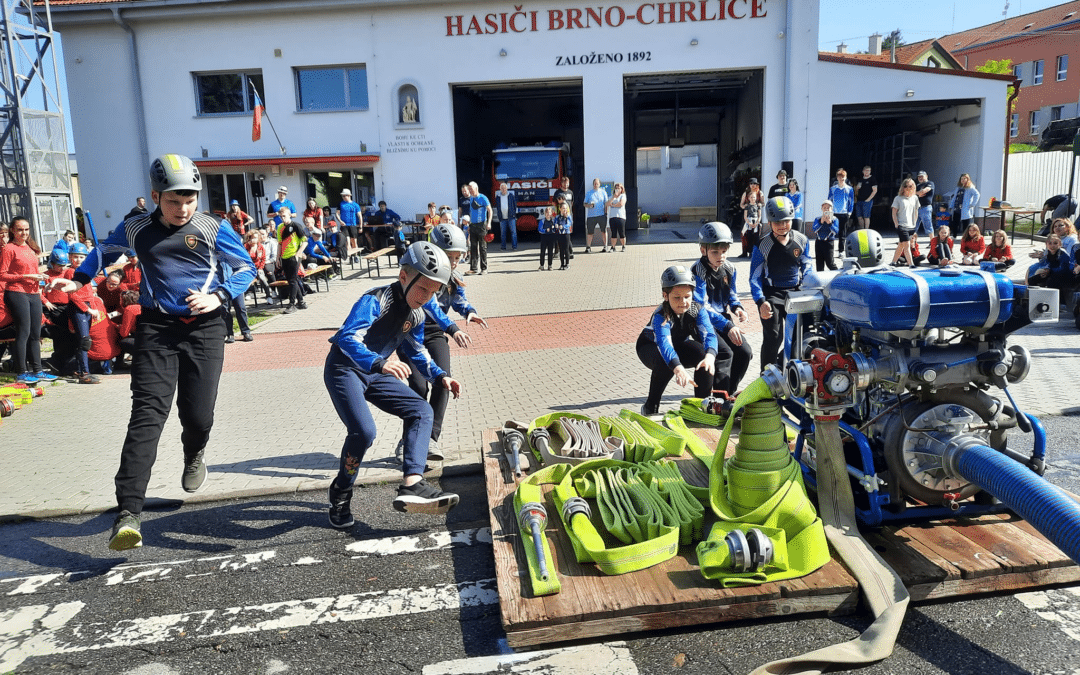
(392, 479, 459, 515)
(182, 450, 207, 493)
(224, 335, 236, 344)
(328, 484, 354, 528)
(109, 510, 142, 551)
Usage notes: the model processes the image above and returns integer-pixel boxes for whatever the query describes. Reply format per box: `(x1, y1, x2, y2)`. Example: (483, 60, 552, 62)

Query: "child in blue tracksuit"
(812, 201, 839, 271)
(691, 222, 752, 395)
(556, 202, 573, 270)
(324, 241, 463, 529)
(749, 197, 813, 371)
(538, 206, 557, 270)
(1026, 233, 1072, 291)
(395, 224, 487, 461)
(636, 265, 718, 415)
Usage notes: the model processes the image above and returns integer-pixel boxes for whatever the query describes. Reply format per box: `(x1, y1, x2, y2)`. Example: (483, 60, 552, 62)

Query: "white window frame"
(193, 71, 264, 117)
(1033, 59, 1044, 85)
(1010, 113, 1018, 138)
(1030, 110, 1039, 135)
(1057, 55, 1068, 81)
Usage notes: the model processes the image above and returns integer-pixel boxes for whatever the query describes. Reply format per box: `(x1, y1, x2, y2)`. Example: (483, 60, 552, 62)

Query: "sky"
(818, 0, 1069, 52)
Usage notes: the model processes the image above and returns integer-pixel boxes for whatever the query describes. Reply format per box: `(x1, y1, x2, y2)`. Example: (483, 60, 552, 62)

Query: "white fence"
(1002, 150, 1080, 211)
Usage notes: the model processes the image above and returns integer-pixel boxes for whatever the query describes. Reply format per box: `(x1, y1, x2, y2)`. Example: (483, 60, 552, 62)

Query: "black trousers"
(469, 225, 488, 272)
(557, 233, 571, 267)
(835, 214, 851, 254)
(815, 240, 837, 271)
(539, 232, 557, 267)
(115, 309, 226, 514)
(636, 334, 715, 413)
(398, 328, 452, 442)
(714, 326, 753, 395)
(4, 289, 42, 373)
(758, 288, 793, 372)
(281, 256, 302, 307)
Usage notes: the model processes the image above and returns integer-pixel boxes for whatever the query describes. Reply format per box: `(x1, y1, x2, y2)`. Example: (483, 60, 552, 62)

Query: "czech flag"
(251, 89, 264, 142)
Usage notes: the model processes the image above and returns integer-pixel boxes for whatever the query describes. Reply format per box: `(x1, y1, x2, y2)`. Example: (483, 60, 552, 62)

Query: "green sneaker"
(108, 510, 143, 551)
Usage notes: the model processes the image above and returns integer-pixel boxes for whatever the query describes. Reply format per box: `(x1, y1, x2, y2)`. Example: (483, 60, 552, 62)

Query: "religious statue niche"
(398, 84, 420, 125)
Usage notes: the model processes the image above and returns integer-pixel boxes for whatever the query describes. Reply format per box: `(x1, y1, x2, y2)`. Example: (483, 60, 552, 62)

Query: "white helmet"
(400, 241, 452, 286)
(430, 223, 468, 253)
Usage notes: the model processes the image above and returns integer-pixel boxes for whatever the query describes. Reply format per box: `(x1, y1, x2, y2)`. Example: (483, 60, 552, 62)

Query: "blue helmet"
(70, 242, 90, 256)
(49, 249, 69, 266)
(125, 248, 137, 258)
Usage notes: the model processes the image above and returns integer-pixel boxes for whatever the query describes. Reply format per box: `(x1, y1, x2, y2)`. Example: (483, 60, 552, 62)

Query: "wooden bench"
(304, 264, 334, 293)
(362, 246, 399, 277)
(344, 246, 363, 270)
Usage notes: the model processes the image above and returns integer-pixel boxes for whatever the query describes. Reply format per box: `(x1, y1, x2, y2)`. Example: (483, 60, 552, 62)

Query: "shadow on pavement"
(209, 452, 338, 480)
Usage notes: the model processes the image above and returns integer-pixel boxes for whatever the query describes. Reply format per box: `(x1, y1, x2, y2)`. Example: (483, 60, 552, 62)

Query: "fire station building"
(51, 0, 1012, 233)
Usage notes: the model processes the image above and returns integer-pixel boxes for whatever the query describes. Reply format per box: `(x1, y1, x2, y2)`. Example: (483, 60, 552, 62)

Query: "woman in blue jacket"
(636, 265, 718, 416)
(946, 173, 981, 236)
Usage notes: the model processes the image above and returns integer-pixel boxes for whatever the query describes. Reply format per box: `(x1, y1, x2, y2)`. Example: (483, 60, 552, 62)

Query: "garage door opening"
(451, 80, 583, 232)
(624, 69, 762, 228)
(831, 98, 983, 230)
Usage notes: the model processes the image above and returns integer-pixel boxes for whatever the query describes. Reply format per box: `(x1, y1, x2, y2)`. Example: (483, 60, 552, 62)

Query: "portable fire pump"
(771, 258, 1068, 529)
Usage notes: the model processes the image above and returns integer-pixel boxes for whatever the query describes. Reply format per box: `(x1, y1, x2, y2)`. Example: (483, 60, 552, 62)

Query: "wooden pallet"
(482, 426, 1080, 648)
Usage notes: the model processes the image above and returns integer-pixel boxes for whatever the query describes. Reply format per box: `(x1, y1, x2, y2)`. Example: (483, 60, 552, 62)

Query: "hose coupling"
(561, 496, 591, 522)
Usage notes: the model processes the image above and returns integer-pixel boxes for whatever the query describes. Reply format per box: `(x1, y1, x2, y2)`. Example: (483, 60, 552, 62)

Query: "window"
(194, 71, 264, 116)
(1030, 110, 1039, 135)
(636, 147, 662, 175)
(1033, 59, 1044, 85)
(1013, 63, 1023, 81)
(926, 56, 941, 68)
(204, 173, 252, 217)
(295, 65, 369, 111)
(1010, 113, 1018, 137)
(1057, 55, 1068, 81)
(1051, 106, 1064, 122)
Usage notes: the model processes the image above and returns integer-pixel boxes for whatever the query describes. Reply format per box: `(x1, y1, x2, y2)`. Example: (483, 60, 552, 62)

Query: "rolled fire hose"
(695, 379, 830, 588)
(710, 376, 909, 675)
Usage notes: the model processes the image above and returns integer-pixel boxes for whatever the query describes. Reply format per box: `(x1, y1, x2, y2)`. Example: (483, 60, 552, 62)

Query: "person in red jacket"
(84, 295, 121, 370)
(982, 229, 1015, 270)
(97, 270, 124, 314)
(959, 223, 985, 266)
(0, 216, 55, 383)
(117, 290, 141, 367)
(120, 249, 142, 291)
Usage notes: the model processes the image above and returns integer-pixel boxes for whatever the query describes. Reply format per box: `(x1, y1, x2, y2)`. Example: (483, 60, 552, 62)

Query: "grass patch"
(233, 310, 274, 334)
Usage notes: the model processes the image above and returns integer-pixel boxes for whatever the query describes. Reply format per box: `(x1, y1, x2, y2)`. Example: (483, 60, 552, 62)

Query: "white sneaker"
(427, 439, 444, 461)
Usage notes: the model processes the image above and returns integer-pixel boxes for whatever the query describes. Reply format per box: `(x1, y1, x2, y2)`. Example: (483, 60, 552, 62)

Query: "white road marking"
(346, 527, 492, 557)
(4, 527, 492, 595)
(423, 642, 639, 675)
(1016, 587, 1080, 643)
(0, 579, 497, 671)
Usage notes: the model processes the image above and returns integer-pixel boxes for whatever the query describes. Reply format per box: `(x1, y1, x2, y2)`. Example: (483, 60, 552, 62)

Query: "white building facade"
(50, 0, 1010, 235)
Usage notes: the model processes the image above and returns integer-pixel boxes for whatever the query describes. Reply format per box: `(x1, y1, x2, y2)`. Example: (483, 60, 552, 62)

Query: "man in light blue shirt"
(584, 178, 609, 253)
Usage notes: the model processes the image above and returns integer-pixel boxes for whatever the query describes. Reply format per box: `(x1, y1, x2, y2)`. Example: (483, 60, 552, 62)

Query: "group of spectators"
(0, 225, 140, 384)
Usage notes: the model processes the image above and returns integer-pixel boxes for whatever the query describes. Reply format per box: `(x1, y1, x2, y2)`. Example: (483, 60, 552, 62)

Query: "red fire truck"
(490, 141, 572, 232)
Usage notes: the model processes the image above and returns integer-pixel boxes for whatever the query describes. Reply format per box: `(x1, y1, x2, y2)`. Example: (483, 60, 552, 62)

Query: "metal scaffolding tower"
(0, 0, 73, 249)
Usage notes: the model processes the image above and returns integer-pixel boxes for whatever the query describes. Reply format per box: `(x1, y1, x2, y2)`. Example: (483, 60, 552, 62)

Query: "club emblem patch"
(792, 248, 802, 258)
(184, 234, 198, 249)
(402, 321, 412, 332)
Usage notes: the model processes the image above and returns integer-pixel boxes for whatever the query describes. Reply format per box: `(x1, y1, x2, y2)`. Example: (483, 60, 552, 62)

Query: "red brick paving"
(221, 305, 762, 373)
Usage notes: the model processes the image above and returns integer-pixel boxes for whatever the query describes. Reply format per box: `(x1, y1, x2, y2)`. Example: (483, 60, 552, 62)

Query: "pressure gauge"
(824, 369, 853, 396)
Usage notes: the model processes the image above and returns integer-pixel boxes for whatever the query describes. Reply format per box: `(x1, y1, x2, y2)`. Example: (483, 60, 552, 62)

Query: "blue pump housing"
(826, 268, 1014, 332)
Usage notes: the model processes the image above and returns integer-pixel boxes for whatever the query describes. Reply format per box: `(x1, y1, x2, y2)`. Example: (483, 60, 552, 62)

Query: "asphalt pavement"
(3, 223, 1080, 674)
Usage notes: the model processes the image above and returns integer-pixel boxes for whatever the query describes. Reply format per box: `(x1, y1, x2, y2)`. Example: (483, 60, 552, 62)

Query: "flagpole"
(251, 81, 286, 155)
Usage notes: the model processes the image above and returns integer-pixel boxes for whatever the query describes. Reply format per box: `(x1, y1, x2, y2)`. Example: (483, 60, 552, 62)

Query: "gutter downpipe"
(1001, 78, 1021, 201)
(781, 0, 793, 164)
(111, 8, 150, 170)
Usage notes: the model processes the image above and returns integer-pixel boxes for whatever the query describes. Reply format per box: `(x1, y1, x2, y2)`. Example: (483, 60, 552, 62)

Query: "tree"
(976, 58, 1017, 109)
(882, 30, 905, 51)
